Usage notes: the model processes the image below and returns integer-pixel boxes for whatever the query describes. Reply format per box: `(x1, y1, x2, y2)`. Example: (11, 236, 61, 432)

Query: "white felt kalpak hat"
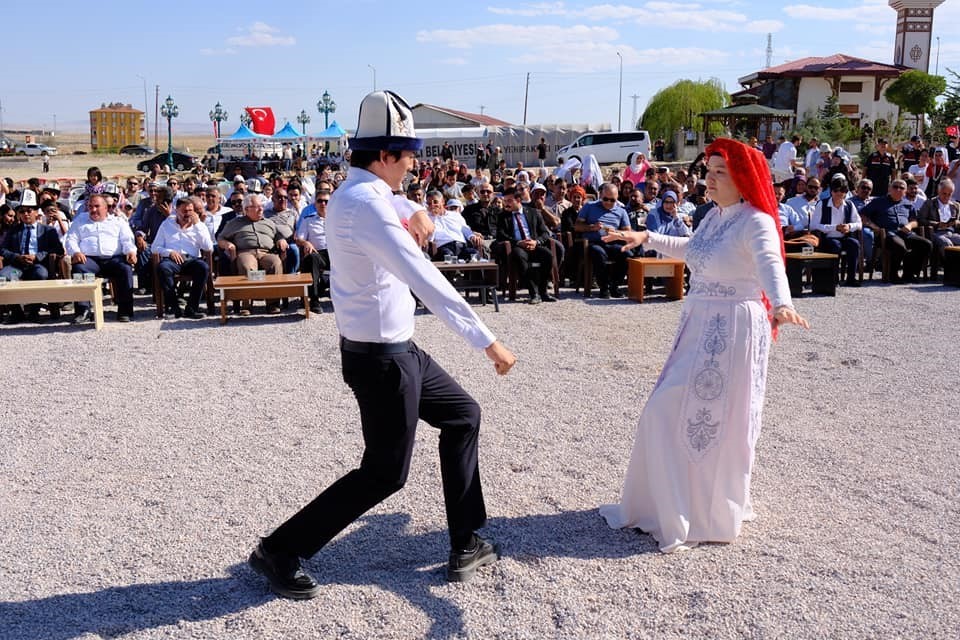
(16, 189, 39, 209)
(349, 90, 423, 152)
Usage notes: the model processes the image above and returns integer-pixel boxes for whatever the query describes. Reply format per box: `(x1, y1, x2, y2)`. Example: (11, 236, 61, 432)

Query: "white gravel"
(1, 281, 958, 639)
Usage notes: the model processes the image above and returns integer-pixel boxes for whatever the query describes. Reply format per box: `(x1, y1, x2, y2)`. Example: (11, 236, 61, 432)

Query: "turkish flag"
(245, 107, 276, 135)
(947, 125, 960, 138)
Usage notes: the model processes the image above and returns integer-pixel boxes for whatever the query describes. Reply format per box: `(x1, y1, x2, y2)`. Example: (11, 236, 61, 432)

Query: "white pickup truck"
(14, 142, 57, 156)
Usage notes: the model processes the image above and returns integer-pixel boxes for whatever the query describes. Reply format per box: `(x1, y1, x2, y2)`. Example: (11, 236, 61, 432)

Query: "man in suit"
(916, 178, 960, 263)
(495, 186, 555, 303)
(0, 190, 64, 323)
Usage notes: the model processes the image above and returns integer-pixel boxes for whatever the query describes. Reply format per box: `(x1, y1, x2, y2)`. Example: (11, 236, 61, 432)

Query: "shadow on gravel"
(309, 509, 654, 639)
(0, 564, 269, 640)
(0, 511, 652, 640)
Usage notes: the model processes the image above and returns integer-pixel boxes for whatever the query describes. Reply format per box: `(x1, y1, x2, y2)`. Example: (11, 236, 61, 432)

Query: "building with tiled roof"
(411, 104, 512, 128)
(737, 54, 910, 129)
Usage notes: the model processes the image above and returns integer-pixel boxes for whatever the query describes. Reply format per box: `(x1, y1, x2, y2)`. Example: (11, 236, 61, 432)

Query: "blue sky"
(4, 0, 959, 135)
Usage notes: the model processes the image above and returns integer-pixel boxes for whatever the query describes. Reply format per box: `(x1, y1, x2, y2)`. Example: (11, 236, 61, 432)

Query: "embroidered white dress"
(600, 201, 793, 552)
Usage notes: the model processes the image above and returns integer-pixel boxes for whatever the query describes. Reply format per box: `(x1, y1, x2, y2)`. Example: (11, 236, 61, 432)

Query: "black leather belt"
(340, 337, 411, 355)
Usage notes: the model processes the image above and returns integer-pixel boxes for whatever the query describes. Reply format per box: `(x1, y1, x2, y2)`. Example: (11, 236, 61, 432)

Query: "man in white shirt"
(772, 135, 800, 181)
(249, 90, 516, 600)
(152, 196, 214, 318)
(201, 186, 232, 239)
(64, 194, 138, 323)
(428, 193, 483, 261)
(295, 190, 331, 313)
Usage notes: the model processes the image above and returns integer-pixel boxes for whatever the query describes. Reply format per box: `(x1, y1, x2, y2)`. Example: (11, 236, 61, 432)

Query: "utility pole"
(154, 85, 160, 150)
(616, 51, 623, 130)
(766, 33, 773, 68)
(522, 72, 530, 126)
(479, 105, 485, 116)
(630, 94, 641, 130)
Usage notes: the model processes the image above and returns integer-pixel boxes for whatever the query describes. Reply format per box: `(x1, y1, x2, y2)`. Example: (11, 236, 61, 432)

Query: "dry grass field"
(0, 131, 218, 183)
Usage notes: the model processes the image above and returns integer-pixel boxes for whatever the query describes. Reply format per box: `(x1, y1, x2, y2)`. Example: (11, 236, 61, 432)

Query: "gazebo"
(699, 102, 795, 142)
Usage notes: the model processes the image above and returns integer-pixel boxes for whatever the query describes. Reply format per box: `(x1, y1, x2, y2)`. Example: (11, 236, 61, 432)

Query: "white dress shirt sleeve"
(357, 196, 496, 350)
(643, 232, 690, 259)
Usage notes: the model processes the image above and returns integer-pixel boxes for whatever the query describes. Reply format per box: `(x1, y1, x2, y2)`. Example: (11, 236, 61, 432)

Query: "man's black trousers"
(265, 341, 486, 557)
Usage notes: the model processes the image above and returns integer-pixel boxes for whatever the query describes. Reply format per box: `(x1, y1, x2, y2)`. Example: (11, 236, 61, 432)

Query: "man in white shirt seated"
(427, 192, 483, 262)
(813, 175, 862, 286)
(63, 194, 138, 324)
(201, 186, 232, 239)
(295, 190, 331, 313)
(152, 196, 214, 319)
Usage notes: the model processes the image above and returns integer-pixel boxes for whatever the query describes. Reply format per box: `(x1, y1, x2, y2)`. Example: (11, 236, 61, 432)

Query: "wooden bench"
(943, 246, 960, 287)
(785, 252, 840, 297)
(433, 260, 500, 311)
(626, 257, 685, 303)
(0, 279, 104, 329)
(213, 273, 312, 324)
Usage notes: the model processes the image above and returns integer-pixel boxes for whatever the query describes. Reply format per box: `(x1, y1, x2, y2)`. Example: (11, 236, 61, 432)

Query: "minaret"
(889, 0, 944, 72)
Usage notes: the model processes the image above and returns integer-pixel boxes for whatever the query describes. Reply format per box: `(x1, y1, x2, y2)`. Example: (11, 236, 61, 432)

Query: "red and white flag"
(946, 125, 960, 138)
(245, 107, 276, 135)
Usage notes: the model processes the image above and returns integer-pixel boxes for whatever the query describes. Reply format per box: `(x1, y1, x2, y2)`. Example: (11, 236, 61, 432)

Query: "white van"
(556, 130, 651, 165)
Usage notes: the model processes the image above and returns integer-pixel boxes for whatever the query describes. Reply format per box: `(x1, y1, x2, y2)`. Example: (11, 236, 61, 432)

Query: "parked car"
(137, 152, 197, 172)
(119, 144, 155, 156)
(14, 142, 58, 156)
(555, 130, 651, 165)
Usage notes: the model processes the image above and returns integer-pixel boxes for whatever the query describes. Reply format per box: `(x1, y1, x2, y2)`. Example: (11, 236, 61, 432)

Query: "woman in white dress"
(599, 138, 809, 553)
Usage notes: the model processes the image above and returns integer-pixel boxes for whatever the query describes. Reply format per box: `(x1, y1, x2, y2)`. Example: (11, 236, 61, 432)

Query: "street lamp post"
(368, 65, 377, 91)
(616, 51, 623, 131)
(209, 101, 228, 155)
(160, 95, 179, 172)
(240, 111, 252, 128)
(296, 109, 311, 136)
(317, 90, 337, 129)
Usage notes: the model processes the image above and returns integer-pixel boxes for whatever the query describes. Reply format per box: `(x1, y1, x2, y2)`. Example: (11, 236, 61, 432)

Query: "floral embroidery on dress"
(686, 209, 742, 273)
(689, 281, 737, 297)
(687, 408, 719, 452)
(693, 313, 727, 401)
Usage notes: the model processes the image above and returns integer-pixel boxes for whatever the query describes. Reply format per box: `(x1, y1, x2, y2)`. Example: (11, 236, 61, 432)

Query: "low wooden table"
(0, 278, 104, 329)
(626, 257, 685, 303)
(785, 252, 840, 297)
(213, 273, 312, 324)
(433, 260, 500, 311)
(943, 246, 960, 287)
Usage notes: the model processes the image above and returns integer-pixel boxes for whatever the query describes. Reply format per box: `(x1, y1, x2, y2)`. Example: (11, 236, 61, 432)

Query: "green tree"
(639, 78, 729, 146)
(931, 67, 960, 145)
(795, 94, 859, 148)
(885, 70, 947, 136)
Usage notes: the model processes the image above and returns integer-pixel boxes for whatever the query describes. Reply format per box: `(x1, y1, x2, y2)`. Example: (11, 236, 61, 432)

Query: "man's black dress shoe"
(183, 306, 205, 320)
(447, 535, 501, 583)
(248, 540, 320, 600)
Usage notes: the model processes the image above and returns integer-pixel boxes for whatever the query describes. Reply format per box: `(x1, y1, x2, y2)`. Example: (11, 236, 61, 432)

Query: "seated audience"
(813, 176, 862, 286)
(295, 190, 331, 313)
(861, 178, 933, 283)
(152, 196, 214, 319)
(64, 194, 138, 323)
(575, 183, 632, 298)
(217, 193, 286, 314)
(495, 186, 555, 303)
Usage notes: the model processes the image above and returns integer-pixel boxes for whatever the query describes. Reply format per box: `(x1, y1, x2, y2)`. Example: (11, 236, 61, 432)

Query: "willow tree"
(640, 78, 729, 142)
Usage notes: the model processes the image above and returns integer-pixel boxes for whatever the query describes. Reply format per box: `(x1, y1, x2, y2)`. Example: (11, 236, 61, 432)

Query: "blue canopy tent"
(272, 122, 305, 139)
(217, 124, 279, 159)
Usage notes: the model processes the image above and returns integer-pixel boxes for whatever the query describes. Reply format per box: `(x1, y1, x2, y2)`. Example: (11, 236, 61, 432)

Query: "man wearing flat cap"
(249, 90, 516, 599)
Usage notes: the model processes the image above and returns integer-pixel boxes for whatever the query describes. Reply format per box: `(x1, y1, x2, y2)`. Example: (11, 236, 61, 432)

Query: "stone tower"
(890, 0, 945, 72)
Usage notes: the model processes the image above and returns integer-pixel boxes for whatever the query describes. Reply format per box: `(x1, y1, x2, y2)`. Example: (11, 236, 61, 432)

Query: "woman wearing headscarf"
(644, 190, 691, 238)
(599, 137, 809, 553)
(926, 147, 950, 199)
(622, 152, 651, 184)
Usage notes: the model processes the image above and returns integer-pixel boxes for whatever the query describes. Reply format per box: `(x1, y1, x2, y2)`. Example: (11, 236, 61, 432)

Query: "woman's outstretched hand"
(772, 305, 810, 330)
(601, 228, 649, 252)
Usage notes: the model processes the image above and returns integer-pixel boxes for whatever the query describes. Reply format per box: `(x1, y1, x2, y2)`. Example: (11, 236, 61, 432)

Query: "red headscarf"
(704, 137, 786, 338)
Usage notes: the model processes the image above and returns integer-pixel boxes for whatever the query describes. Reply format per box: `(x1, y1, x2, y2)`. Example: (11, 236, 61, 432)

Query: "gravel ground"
(1, 281, 958, 639)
